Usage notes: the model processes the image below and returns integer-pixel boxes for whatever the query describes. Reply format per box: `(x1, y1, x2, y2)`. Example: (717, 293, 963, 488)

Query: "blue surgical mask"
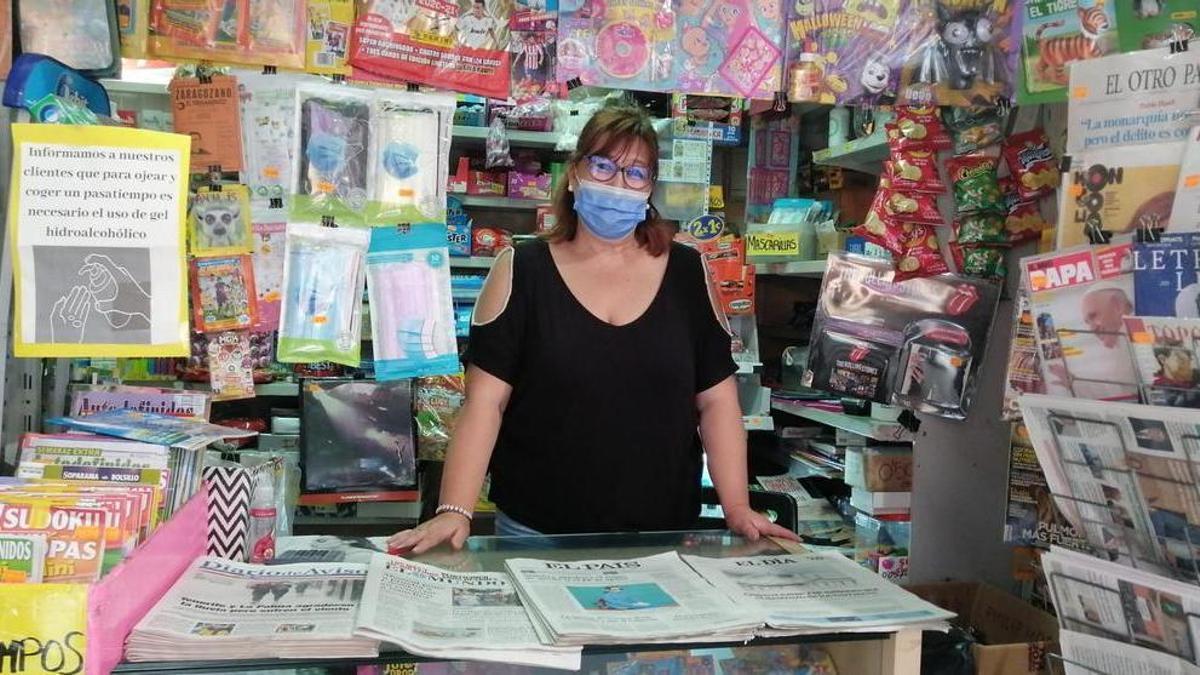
(573, 179, 649, 241)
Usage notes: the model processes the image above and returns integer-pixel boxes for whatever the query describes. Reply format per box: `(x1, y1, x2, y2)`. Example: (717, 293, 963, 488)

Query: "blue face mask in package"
(295, 90, 370, 223)
(573, 179, 649, 241)
(366, 224, 459, 381)
(368, 92, 454, 225)
(4, 54, 112, 117)
(277, 222, 370, 366)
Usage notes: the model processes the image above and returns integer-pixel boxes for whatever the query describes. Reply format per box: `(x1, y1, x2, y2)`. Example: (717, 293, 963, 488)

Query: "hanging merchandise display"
(7, 124, 190, 358)
(1016, 0, 1119, 105)
(292, 83, 371, 225)
(803, 253, 1000, 420)
(558, 0, 785, 99)
(277, 221, 370, 366)
(250, 221, 286, 331)
(367, 91, 455, 225)
(898, 0, 1020, 107)
(1021, 239, 1140, 403)
(170, 74, 245, 175)
(117, 0, 151, 58)
(414, 374, 465, 461)
(510, 0, 561, 102)
(148, 0, 306, 69)
(16, 0, 121, 78)
(237, 73, 297, 215)
(306, 0, 356, 74)
(366, 226, 458, 381)
(350, 0, 512, 100)
(190, 255, 259, 333)
(206, 330, 257, 402)
(189, 185, 254, 256)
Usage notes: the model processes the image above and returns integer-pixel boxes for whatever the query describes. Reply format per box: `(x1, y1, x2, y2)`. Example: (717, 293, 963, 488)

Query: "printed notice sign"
(8, 124, 190, 357)
(1067, 47, 1200, 154)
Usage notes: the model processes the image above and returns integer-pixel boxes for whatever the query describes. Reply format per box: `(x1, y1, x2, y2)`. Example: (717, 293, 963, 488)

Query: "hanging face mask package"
(803, 253, 1001, 420)
(292, 83, 371, 225)
(367, 91, 455, 225)
(238, 72, 298, 215)
(366, 225, 458, 381)
(277, 221, 370, 366)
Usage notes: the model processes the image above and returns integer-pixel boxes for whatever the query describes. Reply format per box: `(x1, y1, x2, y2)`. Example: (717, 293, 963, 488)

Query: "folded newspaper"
(504, 552, 762, 646)
(682, 553, 953, 633)
(126, 557, 378, 661)
(47, 409, 256, 450)
(1043, 547, 1200, 671)
(355, 553, 582, 669)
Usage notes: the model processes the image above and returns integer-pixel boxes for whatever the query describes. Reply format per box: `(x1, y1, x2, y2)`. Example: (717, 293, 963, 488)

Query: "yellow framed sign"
(8, 124, 190, 357)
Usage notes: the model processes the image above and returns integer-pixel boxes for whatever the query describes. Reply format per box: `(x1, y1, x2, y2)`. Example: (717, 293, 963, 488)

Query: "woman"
(389, 105, 797, 552)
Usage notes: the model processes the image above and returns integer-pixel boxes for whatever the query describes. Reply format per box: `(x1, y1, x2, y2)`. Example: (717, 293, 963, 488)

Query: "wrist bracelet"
(435, 504, 473, 521)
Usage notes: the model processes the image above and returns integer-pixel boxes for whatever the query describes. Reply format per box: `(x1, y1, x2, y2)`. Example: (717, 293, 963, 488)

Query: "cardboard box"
(845, 446, 913, 492)
(907, 581, 1058, 675)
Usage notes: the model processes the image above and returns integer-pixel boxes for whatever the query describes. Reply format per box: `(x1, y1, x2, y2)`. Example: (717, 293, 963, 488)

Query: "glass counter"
(113, 531, 922, 674)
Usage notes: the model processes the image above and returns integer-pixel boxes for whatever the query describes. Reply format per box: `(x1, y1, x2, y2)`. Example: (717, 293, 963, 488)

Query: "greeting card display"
(558, 0, 785, 99)
(803, 253, 1000, 419)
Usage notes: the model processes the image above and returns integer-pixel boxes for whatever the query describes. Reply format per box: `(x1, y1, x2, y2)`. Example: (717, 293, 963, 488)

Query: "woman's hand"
(387, 512, 471, 555)
(724, 504, 801, 543)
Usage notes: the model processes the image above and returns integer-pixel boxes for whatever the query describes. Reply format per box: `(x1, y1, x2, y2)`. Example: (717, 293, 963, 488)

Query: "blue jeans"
(494, 510, 544, 537)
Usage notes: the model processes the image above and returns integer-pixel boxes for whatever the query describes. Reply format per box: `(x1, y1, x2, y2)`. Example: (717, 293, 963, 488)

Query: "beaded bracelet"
(435, 504, 473, 521)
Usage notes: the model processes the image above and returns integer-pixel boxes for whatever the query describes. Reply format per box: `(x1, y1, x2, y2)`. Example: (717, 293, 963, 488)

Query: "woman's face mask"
(573, 179, 650, 241)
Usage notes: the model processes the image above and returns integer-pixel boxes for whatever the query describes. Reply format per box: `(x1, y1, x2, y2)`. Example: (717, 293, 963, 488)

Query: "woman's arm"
(698, 376, 799, 542)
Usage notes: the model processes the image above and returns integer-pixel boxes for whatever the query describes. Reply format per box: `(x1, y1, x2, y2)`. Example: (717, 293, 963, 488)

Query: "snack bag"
(886, 149, 945, 194)
(853, 188, 907, 256)
(953, 213, 1007, 246)
(947, 154, 1004, 215)
(886, 106, 951, 151)
(881, 189, 945, 227)
(894, 223, 949, 280)
(952, 244, 1006, 279)
(1005, 200, 1050, 244)
(946, 106, 1004, 155)
(1002, 128, 1059, 201)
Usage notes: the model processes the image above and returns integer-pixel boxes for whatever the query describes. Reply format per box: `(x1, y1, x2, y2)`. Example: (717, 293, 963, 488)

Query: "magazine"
(1019, 394, 1200, 580)
(1002, 422, 1087, 551)
(1018, 0, 1118, 104)
(126, 557, 378, 661)
(46, 409, 256, 450)
(354, 553, 582, 669)
(1061, 630, 1200, 675)
(17, 433, 169, 478)
(1043, 547, 1200, 668)
(681, 553, 952, 632)
(1001, 287, 1046, 421)
(1169, 126, 1200, 233)
(1125, 317, 1200, 409)
(0, 533, 45, 583)
(69, 386, 210, 420)
(1134, 232, 1200, 318)
(1021, 241, 1139, 402)
(504, 552, 760, 646)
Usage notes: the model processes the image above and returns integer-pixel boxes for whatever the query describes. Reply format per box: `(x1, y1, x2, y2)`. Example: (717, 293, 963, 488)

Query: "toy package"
(1115, 1, 1197, 54)
(190, 185, 254, 256)
(803, 253, 1000, 419)
(558, 0, 785, 99)
(17, 0, 121, 77)
(510, 0, 561, 102)
(277, 221, 370, 366)
(251, 221, 286, 331)
(898, 0, 1020, 108)
(1017, 0, 1118, 104)
(306, 0, 355, 74)
(149, 0, 306, 69)
(350, 0, 512, 100)
(292, 84, 371, 225)
(367, 91, 455, 225)
(207, 330, 256, 401)
(784, 0, 914, 106)
(190, 255, 259, 333)
(170, 75, 244, 174)
(366, 225, 458, 380)
(237, 73, 296, 215)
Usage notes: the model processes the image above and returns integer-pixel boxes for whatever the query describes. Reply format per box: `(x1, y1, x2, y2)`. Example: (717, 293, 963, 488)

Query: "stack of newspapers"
(125, 557, 379, 661)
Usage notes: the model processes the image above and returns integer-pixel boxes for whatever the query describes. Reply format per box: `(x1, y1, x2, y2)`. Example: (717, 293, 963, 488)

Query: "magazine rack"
(0, 487, 208, 675)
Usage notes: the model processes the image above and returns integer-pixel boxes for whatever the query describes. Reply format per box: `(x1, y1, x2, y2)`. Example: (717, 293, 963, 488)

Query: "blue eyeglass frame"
(584, 154, 652, 187)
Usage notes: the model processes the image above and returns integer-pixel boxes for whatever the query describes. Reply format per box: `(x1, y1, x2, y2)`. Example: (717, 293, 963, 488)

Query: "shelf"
(771, 399, 912, 442)
(452, 194, 545, 210)
(451, 125, 561, 148)
(753, 260, 827, 278)
(449, 256, 497, 269)
(812, 133, 888, 175)
(742, 415, 774, 431)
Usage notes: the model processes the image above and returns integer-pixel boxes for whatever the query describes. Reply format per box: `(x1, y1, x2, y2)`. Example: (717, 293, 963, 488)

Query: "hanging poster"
(8, 124, 190, 358)
(349, 0, 512, 100)
(558, 0, 785, 99)
(1066, 46, 1200, 154)
(1017, 0, 1119, 105)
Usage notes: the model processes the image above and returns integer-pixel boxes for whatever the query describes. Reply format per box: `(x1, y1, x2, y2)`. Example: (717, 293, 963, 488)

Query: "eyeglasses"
(584, 154, 652, 189)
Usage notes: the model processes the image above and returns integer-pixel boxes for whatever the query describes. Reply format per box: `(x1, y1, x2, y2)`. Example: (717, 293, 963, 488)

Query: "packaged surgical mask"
(367, 91, 455, 225)
(292, 83, 371, 225)
(237, 72, 299, 216)
(366, 224, 459, 381)
(277, 221, 369, 366)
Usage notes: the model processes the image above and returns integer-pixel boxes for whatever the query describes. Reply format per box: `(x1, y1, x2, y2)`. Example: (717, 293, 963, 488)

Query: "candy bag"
(953, 213, 1007, 246)
(292, 83, 371, 225)
(946, 106, 1004, 155)
(368, 91, 455, 225)
(1002, 128, 1059, 201)
(886, 149, 945, 194)
(414, 374, 465, 461)
(947, 154, 1004, 215)
(366, 224, 459, 381)
(277, 222, 369, 366)
(894, 223, 949, 280)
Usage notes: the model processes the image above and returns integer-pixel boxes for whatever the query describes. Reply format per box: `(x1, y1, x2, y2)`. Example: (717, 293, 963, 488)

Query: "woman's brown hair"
(544, 105, 677, 256)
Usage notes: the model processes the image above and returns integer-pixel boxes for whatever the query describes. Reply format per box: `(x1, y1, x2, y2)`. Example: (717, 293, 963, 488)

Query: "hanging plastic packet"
(952, 213, 1007, 246)
(251, 221, 286, 331)
(485, 116, 515, 169)
(885, 150, 945, 194)
(414, 374, 465, 461)
(277, 221, 369, 366)
(894, 223, 949, 281)
(880, 190, 945, 227)
(886, 107, 951, 152)
(366, 224, 459, 381)
(190, 255, 259, 333)
(237, 72, 297, 214)
(945, 106, 1004, 155)
(149, 0, 304, 69)
(951, 245, 1006, 279)
(292, 84, 371, 225)
(1001, 128, 1059, 201)
(190, 185, 254, 256)
(947, 154, 1004, 215)
(853, 185, 907, 256)
(18, 0, 121, 77)
(367, 91, 455, 225)
(207, 331, 256, 401)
